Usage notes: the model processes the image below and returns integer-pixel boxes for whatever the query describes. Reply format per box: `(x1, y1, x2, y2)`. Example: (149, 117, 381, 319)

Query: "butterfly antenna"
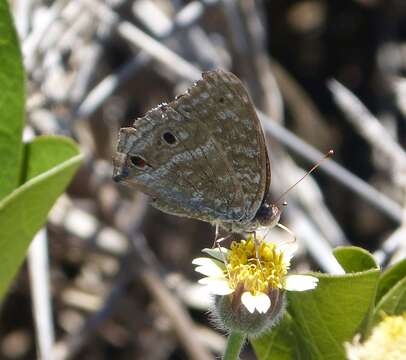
(275, 150, 334, 205)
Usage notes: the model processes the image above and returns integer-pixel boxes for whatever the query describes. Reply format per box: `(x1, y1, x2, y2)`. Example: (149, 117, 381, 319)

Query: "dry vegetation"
(2, 0, 406, 359)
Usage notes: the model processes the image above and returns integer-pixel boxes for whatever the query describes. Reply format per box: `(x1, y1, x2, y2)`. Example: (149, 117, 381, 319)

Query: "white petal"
(202, 247, 229, 262)
(198, 277, 234, 295)
(192, 258, 225, 277)
(192, 257, 221, 267)
(241, 292, 257, 313)
(195, 265, 224, 277)
(278, 242, 298, 266)
(284, 275, 318, 291)
(254, 292, 271, 313)
(241, 292, 271, 313)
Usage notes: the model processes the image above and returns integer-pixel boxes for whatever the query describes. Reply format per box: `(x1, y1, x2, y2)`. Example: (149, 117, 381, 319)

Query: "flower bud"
(212, 288, 286, 336)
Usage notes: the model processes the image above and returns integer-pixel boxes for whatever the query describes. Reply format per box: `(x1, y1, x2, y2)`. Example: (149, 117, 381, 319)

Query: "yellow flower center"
(226, 236, 288, 295)
(346, 313, 406, 360)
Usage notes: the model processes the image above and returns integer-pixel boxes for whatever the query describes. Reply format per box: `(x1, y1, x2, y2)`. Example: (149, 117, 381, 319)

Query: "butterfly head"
(253, 201, 286, 229)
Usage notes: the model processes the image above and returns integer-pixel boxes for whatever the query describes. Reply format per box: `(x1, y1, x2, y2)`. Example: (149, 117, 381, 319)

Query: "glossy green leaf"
(376, 258, 406, 302)
(0, 137, 83, 299)
(22, 136, 81, 180)
(372, 276, 406, 327)
(251, 267, 380, 360)
(334, 246, 378, 273)
(287, 271, 380, 360)
(0, 0, 25, 199)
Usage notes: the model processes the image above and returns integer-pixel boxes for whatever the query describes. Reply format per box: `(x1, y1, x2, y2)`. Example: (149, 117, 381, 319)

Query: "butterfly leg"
(212, 223, 220, 249)
(213, 224, 231, 269)
(212, 224, 231, 247)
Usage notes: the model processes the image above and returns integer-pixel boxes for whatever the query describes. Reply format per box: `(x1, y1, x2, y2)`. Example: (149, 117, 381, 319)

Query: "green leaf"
(0, 0, 25, 199)
(252, 314, 300, 360)
(372, 276, 406, 326)
(202, 247, 229, 261)
(287, 270, 380, 360)
(0, 137, 83, 299)
(376, 258, 406, 302)
(22, 136, 80, 180)
(334, 246, 378, 273)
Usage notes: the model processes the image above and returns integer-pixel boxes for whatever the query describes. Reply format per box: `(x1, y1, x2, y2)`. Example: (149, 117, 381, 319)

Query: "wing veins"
(214, 72, 267, 220)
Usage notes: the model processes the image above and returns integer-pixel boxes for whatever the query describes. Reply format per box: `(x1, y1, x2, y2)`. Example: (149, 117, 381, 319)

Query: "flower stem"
(223, 331, 246, 360)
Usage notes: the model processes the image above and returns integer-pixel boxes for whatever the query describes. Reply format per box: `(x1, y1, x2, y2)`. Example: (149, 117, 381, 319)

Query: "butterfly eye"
(162, 132, 177, 145)
(130, 155, 147, 168)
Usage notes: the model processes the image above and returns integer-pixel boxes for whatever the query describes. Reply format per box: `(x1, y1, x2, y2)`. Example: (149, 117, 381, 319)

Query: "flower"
(345, 313, 406, 360)
(192, 235, 318, 315)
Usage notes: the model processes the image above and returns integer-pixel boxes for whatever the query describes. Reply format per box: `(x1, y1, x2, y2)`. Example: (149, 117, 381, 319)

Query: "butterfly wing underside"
(114, 70, 270, 225)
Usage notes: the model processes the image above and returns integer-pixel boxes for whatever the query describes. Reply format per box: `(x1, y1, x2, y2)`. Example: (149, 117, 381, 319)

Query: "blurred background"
(3, 0, 406, 358)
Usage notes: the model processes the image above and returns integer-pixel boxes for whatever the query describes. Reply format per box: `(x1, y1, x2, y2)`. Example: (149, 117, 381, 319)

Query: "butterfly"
(113, 69, 282, 234)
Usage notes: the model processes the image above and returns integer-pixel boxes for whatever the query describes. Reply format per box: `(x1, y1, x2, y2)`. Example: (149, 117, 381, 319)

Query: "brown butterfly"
(113, 70, 311, 234)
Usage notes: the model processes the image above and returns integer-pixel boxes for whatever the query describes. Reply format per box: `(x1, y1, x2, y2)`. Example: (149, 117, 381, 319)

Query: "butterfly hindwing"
(114, 70, 269, 226)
